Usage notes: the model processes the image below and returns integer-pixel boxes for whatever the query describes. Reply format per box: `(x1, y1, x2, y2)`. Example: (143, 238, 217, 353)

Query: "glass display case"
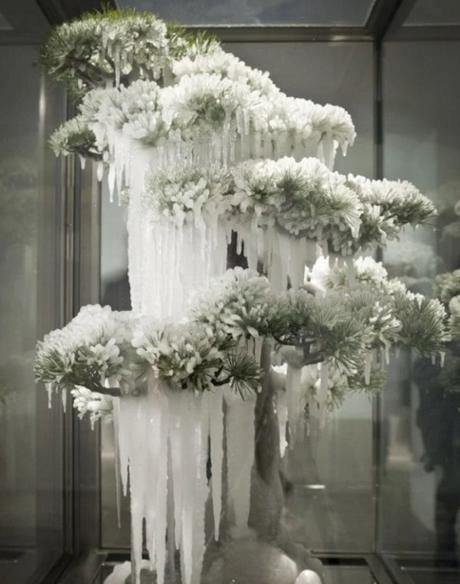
(0, 2, 459, 584)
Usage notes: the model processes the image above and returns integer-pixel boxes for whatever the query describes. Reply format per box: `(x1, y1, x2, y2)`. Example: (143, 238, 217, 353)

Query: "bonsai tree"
(35, 8, 448, 584)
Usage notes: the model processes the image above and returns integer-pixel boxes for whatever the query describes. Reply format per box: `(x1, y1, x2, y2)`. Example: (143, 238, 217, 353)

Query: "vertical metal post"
(72, 161, 102, 556)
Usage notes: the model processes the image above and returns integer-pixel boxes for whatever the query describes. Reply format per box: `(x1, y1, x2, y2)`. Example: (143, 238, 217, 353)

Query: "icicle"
(229, 130, 236, 163)
(150, 389, 169, 584)
(318, 361, 329, 428)
(247, 230, 258, 271)
(206, 390, 224, 540)
(242, 109, 250, 135)
(225, 387, 256, 536)
(286, 364, 303, 446)
(61, 387, 67, 413)
(318, 134, 337, 170)
(45, 382, 53, 408)
(384, 343, 390, 366)
(235, 109, 243, 136)
(112, 398, 123, 528)
(263, 134, 272, 159)
(241, 133, 249, 161)
(114, 45, 121, 87)
(97, 161, 104, 182)
(254, 336, 263, 366)
(166, 451, 177, 582)
(178, 392, 209, 584)
(364, 351, 373, 385)
(289, 237, 308, 289)
(168, 392, 183, 550)
(277, 390, 289, 458)
(268, 229, 286, 293)
(118, 395, 149, 584)
(108, 164, 116, 203)
(253, 131, 262, 159)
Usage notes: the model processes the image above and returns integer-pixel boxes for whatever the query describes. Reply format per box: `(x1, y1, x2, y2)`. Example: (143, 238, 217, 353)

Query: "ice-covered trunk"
(219, 242, 285, 542)
(249, 338, 285, 540)
(223, 237, 302, 543)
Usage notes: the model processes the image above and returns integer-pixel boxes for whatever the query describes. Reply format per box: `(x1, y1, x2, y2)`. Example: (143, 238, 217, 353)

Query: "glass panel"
(379, 40, 460, 575)
(405, 0, 460, 27)
(0, 45, 66, 582)
(0, 12, 12, 31)
(99, 41, 376, 553)
(118, 0, 375, 26)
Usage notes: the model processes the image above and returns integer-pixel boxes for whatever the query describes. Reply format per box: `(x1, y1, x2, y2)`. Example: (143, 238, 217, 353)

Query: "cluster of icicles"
(102, 128, 339, 317)
(98, 115, 344, 206)
(129, 214, 325, 317)
(114, 379, 256, 584)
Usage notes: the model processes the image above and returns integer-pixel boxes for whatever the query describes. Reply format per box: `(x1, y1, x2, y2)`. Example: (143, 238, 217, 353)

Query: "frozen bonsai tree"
(36, 8, 447, 584)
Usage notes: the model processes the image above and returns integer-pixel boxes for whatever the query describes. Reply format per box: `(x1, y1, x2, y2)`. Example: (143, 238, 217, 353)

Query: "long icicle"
(206, 390, 224, 540)
(179, 392, 209, 584)
(286, 363, 303, 447)
(224, 386, 256, 537)
(118, 395, 149, 584)
(169, 391, 183, 550)
(112, 397, 123, 527)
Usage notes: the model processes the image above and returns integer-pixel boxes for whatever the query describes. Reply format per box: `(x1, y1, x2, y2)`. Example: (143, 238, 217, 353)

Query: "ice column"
(224, 386, 256, 536)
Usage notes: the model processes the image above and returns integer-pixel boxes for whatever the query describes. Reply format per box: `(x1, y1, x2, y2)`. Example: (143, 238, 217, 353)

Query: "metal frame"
(12, 0, 458, 582)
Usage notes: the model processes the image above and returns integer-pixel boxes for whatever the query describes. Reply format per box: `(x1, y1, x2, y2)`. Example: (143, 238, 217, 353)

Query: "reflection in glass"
(119, 0, 375, 26)
(380, 40, 460, 576)
(0, 46, 65, 582)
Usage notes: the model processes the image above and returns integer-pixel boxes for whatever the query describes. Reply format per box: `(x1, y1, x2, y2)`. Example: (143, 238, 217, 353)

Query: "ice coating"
(224, 386, 256, 536)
